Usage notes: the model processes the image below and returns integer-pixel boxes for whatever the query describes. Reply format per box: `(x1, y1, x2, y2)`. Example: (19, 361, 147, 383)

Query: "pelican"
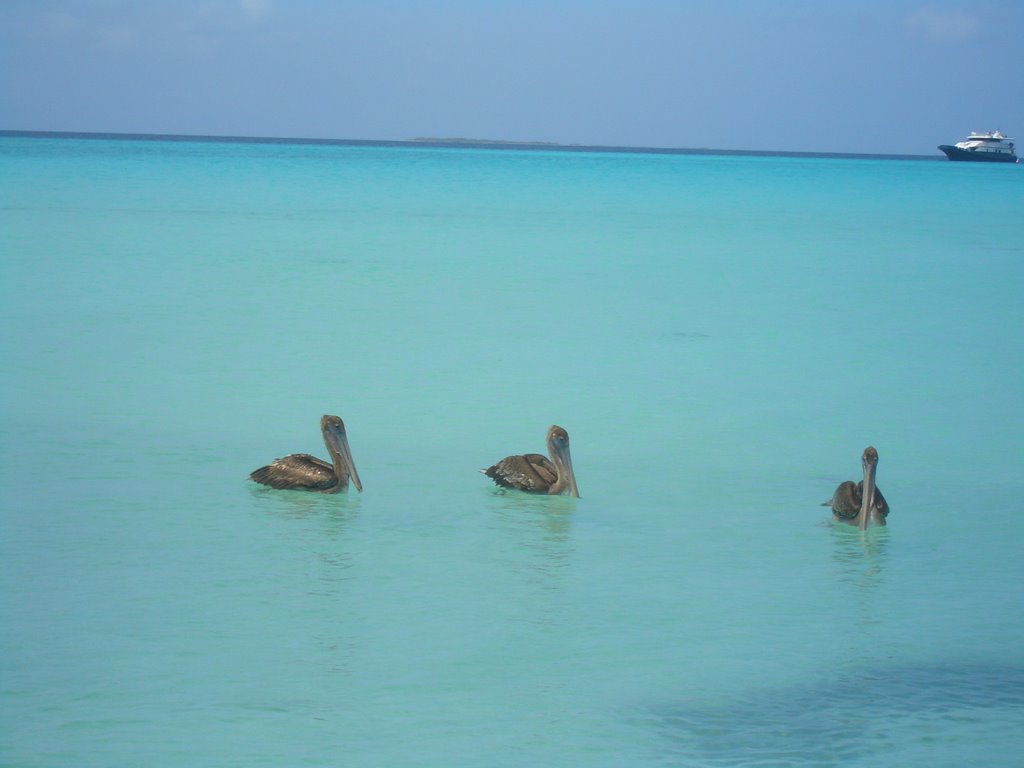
(482, 425, 580, 497)
(250, 415, 362, 493)
(826, 446, 889, 529)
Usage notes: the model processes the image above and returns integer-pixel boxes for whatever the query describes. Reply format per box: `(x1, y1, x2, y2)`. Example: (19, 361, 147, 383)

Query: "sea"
(1, 133, 1022, 767)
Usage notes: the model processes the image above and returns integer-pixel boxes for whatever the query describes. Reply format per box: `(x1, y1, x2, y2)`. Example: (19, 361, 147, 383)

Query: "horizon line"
(0, 129, 941, 161)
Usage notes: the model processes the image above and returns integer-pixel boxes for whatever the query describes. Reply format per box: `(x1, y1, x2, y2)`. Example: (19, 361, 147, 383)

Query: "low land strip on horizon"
(0, 129, 942, 161)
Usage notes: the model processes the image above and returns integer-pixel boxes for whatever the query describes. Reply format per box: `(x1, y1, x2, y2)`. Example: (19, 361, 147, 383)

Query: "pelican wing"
(829, 480, 860, 519)
(484, 453, 557, 492)
(250, 453, 337, 491)
(830, 480, 889, 520)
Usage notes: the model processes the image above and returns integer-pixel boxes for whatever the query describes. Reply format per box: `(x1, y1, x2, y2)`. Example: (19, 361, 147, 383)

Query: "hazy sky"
(2, 1, 1021, 154)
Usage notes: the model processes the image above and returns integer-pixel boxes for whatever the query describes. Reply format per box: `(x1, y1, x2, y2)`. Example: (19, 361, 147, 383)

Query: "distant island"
(407, 136, 936, 161)
(411, 137, 566, 147)
(0, 130, 939, 161)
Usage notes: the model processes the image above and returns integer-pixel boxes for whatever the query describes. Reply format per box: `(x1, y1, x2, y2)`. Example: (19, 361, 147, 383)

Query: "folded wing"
(484, 453, 558, 492)
(250, 453, 338, 491)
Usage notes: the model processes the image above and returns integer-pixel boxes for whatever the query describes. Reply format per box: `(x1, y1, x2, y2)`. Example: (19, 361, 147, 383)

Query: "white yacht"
(938, 131, 1018, 163)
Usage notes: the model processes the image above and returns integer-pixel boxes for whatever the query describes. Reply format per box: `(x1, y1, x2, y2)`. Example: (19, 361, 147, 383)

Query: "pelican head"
(856, 446, 879, 530)
(321, 414, 362, 492)
(546, 424, 580, 498)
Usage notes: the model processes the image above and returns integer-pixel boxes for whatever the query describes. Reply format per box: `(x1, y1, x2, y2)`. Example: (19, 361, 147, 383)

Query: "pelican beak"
(554, 440, 580, 498)
(857, 456, 877, 531)
(325, 421, 362, 492)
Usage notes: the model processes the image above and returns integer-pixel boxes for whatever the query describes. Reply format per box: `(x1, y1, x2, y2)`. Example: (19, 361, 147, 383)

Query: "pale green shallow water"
(1, 136, 1023, 766)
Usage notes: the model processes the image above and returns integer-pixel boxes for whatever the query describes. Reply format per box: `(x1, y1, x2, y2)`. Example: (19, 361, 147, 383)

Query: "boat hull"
(938, 145, 1018, 163)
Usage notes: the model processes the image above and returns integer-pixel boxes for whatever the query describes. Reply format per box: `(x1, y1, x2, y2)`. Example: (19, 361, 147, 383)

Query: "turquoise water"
(2, 136, 1022, 766)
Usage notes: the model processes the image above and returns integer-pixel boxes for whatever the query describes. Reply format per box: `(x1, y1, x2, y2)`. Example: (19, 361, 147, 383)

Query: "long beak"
(857, 460, 876, 531)
(557, 444, 580, 498)
(325, 424, 363, 492)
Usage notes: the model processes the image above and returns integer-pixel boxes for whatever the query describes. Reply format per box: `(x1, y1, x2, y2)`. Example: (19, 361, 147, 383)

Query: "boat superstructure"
(938, 131, 1018, 163)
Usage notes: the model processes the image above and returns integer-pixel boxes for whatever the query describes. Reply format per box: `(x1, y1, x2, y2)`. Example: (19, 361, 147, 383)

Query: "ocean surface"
(1, 134, 1022, 767)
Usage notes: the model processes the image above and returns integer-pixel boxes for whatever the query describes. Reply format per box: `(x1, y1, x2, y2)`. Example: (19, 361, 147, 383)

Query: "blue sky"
(2, 1, 1021, 154)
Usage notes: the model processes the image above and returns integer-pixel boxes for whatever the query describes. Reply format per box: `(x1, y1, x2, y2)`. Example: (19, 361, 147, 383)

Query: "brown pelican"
(826, 446, 889, 529)
(482, 425, 580, 497)
(250, 415, 362, 493)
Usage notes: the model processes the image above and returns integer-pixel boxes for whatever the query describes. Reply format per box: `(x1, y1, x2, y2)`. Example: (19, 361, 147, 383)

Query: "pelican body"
(482, 425, 580, 497)
(250, 415, 362, 493)
(827, 446, 888, 529)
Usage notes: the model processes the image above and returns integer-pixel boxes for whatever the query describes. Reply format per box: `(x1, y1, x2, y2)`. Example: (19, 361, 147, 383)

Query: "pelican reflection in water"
(250, 415, 362, 493)
(482, 425, 580, 497)
(826, 446, 888, 529)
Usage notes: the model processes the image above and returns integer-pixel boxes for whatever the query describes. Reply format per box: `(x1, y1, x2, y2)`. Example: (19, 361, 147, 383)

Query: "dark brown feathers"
(249, 454, 340, 492)
(829, 480, 889, 521)
(483, 453, 558, 492)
